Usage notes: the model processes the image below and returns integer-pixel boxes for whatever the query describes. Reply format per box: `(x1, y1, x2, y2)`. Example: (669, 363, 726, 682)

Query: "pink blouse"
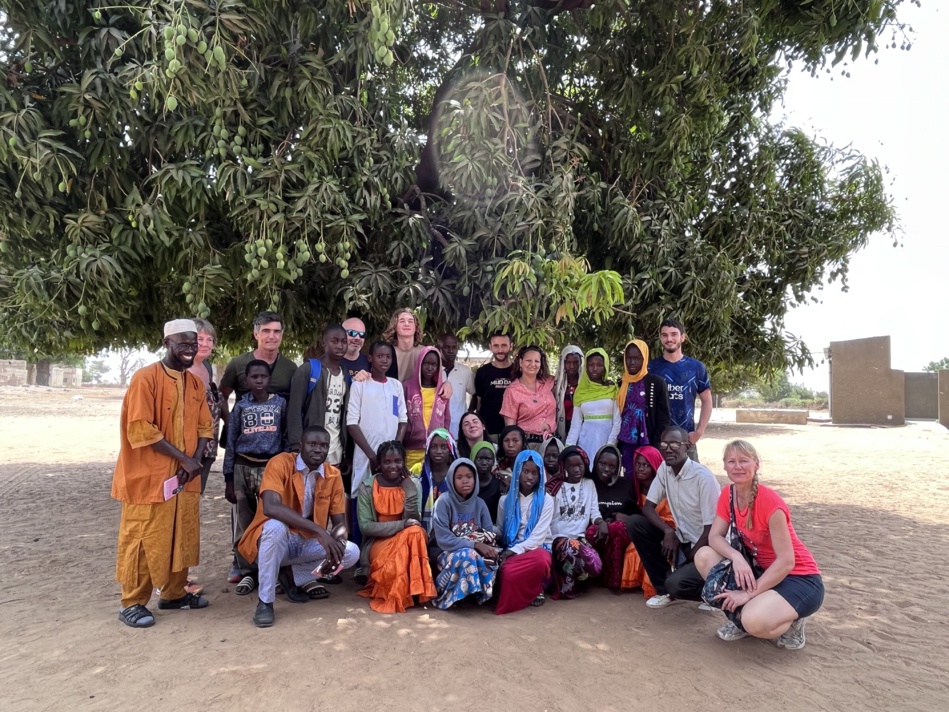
(500, 378, 557, 436)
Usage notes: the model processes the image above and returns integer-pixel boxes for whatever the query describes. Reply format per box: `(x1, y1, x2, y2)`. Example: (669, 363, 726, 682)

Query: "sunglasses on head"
(346, 329, 366, 338)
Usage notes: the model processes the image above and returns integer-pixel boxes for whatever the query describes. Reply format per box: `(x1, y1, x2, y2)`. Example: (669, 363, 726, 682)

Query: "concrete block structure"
(939, 371, 949, 431)
(736, 409, 808, 425)
(904, 372, 938, 419)
(0, 359, 29, 386)
(828, 336, 905, 426)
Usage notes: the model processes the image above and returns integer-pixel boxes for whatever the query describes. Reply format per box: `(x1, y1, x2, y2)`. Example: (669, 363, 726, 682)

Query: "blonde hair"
(723, 439, 760, 529)
(192, 318, 217, 344)
(382, 308, 423, 347)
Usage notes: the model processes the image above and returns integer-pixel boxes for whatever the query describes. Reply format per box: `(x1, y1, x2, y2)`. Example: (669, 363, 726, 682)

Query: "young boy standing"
(346, 341, 408, 496)
(224, 360, 288, 595)
(287, 324, 351, 472)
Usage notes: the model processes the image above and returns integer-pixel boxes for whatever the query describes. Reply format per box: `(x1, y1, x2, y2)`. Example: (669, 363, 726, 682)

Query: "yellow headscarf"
(616, 339, 649, 411)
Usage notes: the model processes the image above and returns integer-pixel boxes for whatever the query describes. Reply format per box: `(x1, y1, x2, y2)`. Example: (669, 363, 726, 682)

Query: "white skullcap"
(163, 318, 198, 337)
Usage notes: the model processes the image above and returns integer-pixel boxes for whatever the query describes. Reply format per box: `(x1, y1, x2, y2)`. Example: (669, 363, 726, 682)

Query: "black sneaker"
(157, 592, 209, 610)
(253, 600, 275, 628)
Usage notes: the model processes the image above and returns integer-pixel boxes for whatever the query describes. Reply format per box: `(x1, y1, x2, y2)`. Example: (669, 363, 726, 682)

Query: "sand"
(1, 385, 947, 711)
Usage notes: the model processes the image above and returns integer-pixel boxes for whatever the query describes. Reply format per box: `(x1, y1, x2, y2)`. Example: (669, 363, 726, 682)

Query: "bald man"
(341, 317, 370, 381)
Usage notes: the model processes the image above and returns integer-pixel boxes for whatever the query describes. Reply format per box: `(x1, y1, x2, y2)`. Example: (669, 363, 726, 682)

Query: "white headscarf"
(554, 345, 583, 440)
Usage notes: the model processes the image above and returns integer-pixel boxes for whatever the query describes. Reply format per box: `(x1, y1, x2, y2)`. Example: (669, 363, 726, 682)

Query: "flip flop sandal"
(119, 604, 155, 628)
(185, 578, 205, 595)
(316, 573, 343, 585)
(235, 575, 257, 596)
(530, 593, 546, 607)
(301, 581, 331, 600)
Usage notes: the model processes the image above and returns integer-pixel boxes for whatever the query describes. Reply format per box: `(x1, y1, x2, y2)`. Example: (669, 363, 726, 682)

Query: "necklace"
(559, 481, 581, 519)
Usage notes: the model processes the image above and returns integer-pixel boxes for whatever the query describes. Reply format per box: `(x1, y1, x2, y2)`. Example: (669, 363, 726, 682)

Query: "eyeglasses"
(346, 329, 366, 338)
(658, 441, 688, 451)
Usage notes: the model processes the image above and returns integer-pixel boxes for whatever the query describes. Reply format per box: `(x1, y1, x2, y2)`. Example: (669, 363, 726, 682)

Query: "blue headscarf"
(502, 450, 546, 547)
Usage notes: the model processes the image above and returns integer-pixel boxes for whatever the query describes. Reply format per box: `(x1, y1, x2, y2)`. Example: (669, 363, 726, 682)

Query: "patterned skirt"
(550, 536, 602, 600)
(433, 548, 497, 610)
(586, 521, 630, 591)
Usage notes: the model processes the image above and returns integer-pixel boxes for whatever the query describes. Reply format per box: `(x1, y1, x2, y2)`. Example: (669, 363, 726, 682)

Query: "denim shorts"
(773, 574, 824, 618)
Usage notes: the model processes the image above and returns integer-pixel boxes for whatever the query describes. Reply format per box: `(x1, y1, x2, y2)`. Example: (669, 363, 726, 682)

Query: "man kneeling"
(238, 426, 360, 627)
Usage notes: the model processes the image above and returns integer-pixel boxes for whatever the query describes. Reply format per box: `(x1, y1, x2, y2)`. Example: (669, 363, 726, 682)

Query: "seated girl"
(541, 435, 565, 495)
(402, 347, 452, 471)
(457, 412, 490, 459)
(494, 425, 527, 495)
(411, 428, 457, 532)
(495, 451, 554, 614)
(356, 441, 436, 613)
(586, 444, 636, 592)
(621, 445, 675, 596)
(471, 441, 502, 522)
(549, 446, 603, 600)
(432, 459, 500, 610)
(695, 440, 823, 650)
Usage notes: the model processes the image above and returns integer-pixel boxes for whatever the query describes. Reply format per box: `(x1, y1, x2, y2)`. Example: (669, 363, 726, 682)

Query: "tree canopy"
(0, 0, 905, 377)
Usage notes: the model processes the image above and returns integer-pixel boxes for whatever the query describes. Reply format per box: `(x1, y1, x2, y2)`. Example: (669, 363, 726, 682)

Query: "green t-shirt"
(220, 351, 298, 401)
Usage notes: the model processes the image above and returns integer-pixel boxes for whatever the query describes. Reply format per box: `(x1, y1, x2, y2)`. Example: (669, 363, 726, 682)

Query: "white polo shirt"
(646, 458, 721, 545)
(444, 361, 475, 439)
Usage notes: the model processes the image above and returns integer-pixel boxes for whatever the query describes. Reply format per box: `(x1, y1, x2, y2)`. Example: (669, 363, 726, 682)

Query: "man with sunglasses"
(341, 317, 370, 380)
(112, 319, 214, 628)
(626, 426, 720, 609)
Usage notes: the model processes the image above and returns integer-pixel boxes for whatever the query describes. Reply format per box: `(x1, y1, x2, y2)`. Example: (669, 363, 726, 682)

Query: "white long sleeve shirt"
(497, 492, 555, 555)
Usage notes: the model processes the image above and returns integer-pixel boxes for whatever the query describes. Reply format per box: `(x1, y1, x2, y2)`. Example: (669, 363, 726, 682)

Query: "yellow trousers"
(115, 492, 200, 608)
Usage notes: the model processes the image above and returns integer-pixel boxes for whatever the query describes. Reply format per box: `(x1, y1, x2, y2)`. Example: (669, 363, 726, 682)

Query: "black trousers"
(626, 514, 704, 600)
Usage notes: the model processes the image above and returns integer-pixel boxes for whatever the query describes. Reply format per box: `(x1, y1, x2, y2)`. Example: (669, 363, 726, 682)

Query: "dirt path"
(1, 387, 947, 711)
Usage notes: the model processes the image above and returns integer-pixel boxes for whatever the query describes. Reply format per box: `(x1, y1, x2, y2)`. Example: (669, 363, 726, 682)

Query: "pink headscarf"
(632, 445, 664, 502)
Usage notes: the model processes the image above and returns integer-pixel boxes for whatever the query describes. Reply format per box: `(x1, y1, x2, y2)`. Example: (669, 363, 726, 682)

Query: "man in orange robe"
(113, 319, 213, 628)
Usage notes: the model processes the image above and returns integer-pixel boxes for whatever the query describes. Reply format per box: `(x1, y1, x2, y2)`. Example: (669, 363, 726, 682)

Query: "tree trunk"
(34, 359, 52, 386)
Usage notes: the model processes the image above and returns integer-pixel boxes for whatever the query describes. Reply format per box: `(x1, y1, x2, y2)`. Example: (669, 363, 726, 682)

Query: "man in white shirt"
(626, 426, 721, 608)
(437, 333, 475, 440)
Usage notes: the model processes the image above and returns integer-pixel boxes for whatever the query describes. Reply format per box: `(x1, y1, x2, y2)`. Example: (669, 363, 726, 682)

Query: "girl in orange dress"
(356, 440, 436, 612)
(621, 445, 675, 596)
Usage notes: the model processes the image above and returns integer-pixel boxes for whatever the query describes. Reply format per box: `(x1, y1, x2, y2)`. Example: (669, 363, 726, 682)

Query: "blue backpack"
(304, 359, 352, 412)
(305, 358, 322, 402)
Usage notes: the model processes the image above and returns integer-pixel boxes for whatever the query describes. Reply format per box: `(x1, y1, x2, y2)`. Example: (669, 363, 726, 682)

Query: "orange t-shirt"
(111, 362, 213, 504)
(238, 453, 346, 563)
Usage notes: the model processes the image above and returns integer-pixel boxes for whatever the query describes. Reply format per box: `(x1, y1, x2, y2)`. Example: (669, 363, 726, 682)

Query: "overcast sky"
(780, 2, 947, 389)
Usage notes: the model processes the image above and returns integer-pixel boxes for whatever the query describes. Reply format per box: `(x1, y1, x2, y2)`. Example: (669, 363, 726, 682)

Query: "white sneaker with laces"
(646, 594, 674, 609)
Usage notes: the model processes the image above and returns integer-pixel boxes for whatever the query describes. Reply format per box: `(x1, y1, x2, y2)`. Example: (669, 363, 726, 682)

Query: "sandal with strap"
(277, 566, 309, 604)
(235, 575, 257, 596)
(530, 593, 546, 607)
(119, 604, 155, 628)
(301, 581, 331, 600)
(316, 573, 343, 585)
(157, 592, 209, 610)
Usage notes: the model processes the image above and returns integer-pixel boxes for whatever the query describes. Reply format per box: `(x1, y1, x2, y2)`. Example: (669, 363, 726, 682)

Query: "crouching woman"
(695, 440, 824, 650)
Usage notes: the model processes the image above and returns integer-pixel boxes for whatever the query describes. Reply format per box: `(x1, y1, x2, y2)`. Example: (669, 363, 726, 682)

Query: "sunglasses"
(346, 329, 366, 338)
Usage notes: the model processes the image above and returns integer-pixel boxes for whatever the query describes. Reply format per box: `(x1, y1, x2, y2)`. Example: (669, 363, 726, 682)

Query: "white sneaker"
(717, 621, 748, 642)
(646, 594, 674, 609)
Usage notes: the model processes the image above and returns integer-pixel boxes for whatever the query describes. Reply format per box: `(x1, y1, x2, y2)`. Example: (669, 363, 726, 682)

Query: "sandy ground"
(1, 385, 948, 711)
